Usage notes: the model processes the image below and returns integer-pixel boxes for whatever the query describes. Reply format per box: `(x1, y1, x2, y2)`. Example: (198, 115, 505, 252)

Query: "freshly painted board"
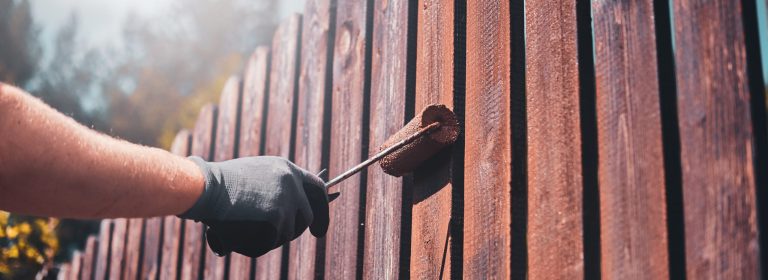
(257, 14, 303, 280)
(122, 218, 143, 280)
(591, 0, 669, 278)
(672, 0, 760, 278)
(363, 0, 412, 278)
(141, 217, 162, 279)
(108, 218, 127, 279)
(204, 77, 242, 280)
(325, 0, 370, 278)
(80, 236, 96, 280)
(288, 0, 334, 278)
(160, 130, 191, 280)
(93, 220, 111, 280)
(525, 0, 584, 278)
(410, 0, 455, 278)
(182, 105, 217, 280)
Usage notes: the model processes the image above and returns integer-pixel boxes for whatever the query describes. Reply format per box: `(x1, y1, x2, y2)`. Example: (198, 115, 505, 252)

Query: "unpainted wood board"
(288, 0, 334, 278)
(672, 0, 760, 278)
(182, 104, 217, 280)
(257, 14, 303, 280)
(122, 218, 144, 280)
(362, 0, 410, 278)
(93, 220, 111, 280)
(80, 236, 96, 280)
(525, 0, 584, 278)
(239, 47, 271, 158)
(59, 263, 71, 280)
(69, 252, 82, 280)
(325, 0, 370, 278)
(591, 1, 669, 278)
(141, 217, 162, 279)
(160, 130, 191, 280)
(410, 0, 454, 278)
(108, 218, 128, 280)
(464, 0, 513, 278)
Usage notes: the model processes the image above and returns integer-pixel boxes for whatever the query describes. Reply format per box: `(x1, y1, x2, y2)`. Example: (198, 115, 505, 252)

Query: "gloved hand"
(180, 156, 329, 257)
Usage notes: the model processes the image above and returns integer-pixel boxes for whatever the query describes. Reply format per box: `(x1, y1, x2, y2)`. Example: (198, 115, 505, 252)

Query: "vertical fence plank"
(69, 252, 82, 280)
(123, 218, 144, 280)
(672, 1, 760, 278)
(410, 0, 455, 278)
(204, 77, 242, 280)
(464, 0, 512, 278)
(325, 0, 370, 278)
(80, 236, 96, 280)
(160, 130, 191, 280)
(93, 220, 111, 280)
(525, 0, 584, 278)
(591, 0, 669, 278)
(141, 217, 162, 279)
(182, 105, 217, 280)
(256, 14, 303, 280)
(363, 0, 412, 278)
(231, 47, 270, 280)
(108, 218, 128, 279)
(288, 0, 335, 278)
(59, 263, 71, 280)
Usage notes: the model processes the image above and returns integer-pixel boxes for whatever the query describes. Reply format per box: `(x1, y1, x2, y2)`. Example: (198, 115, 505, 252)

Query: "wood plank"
(182, 104, 217, 280)
(122, 218, 144, 280)
(69, 252, 82, 280)
(591, 0, 669, 278)
(160, 130, 191, 280)
(287, 0, 334, 279)
(525, 0, 584, 278)
(204, 77, 242, 280)
(80, 236, 96, 280)
(140, 217, 162, 279)
(59, 263, 71, 280)
(410, 0, 455, 278)
(672, 0, 760, 278)
(363, 0, 411, 278)
(325, 0, 370, 278)
(256, 14, 303, 280)
(93, 220, 111, 280)
(108, 218, 128, 280)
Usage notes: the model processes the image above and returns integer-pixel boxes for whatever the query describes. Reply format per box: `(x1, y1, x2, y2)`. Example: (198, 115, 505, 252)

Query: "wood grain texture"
(257, 14, 303, 280)
(182, 104, 217, 280)
(239, 47, 271, 158)
(525, 0, 584, 278)
(464, 0, 512, 278)
(160, 130, 191, 280)
(80, 236, 96, 280)
(108, 218, 127, 280)
(69, 252, 82, 280)
(410, 0, 454, 278)
(363, 0, 410, 278)
(672, 0, 760, 278)
(122, 218, 143, 280)
(93, 220, 111, 280)
(325, 0, 369, 278)
(141, 217, 162, 279)
(591, 0, 669, 278)
(287, 0, 334, 278)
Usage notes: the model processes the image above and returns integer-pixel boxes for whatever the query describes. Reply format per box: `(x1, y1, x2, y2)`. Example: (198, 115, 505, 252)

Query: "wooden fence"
(56, 0, 768, 279)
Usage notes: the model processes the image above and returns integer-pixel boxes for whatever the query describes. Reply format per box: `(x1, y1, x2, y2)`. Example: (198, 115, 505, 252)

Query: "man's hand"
(180, 156, 329, 257)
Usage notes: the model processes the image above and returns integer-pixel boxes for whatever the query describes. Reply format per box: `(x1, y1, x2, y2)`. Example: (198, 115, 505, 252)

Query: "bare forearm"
(0, 83, 203, 218)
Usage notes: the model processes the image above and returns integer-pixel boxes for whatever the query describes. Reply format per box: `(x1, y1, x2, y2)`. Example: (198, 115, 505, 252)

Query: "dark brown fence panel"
(287, 0, 335, 279)
(93, 220, 111, 279)
(182, 105, 217, 280)
(108, 218, 127, 279)
(256, 14, 303, 280)
(160, 130, 191, 280)
(525, 0, 584, 278)
(80, 236, 96, 280)
(672, 1, 760, 278)
(410, 0, 455, 278)
(325, 0, 370, 278)
(123, 218, 143, 280)
(141, 217, 162, 279)
(362, 0, 412, 278)
(591, 0, 669, 278)
(464, 0, 512, 278)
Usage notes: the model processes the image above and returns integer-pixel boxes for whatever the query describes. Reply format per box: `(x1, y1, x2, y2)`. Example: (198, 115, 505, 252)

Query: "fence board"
(525, 0, 584, 278)
(410, 0, 455, 278)
(591, 1, 669, 278)
(325, 0, 370, 278)
(68, 252, 82, 280)
(363, 0, 412, 278)
(123, 218, 143, 280)
(464, 0, 512, 278)
(93, 220, 111, 279)
(672, 1, 760, 278)
(287, 0, 335, 278)
(160, 130, 191, 280)
(108, 218, 127, 279)
(141, 217, 162, 279)
(256, 14, 303, 280)
(59, 263, 70, 280)
(182, 105, 217, 280)
(80, 236, 96, 280)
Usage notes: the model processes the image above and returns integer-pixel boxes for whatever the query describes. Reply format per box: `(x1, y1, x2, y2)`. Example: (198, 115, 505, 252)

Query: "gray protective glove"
(180, 156, 329, 257)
